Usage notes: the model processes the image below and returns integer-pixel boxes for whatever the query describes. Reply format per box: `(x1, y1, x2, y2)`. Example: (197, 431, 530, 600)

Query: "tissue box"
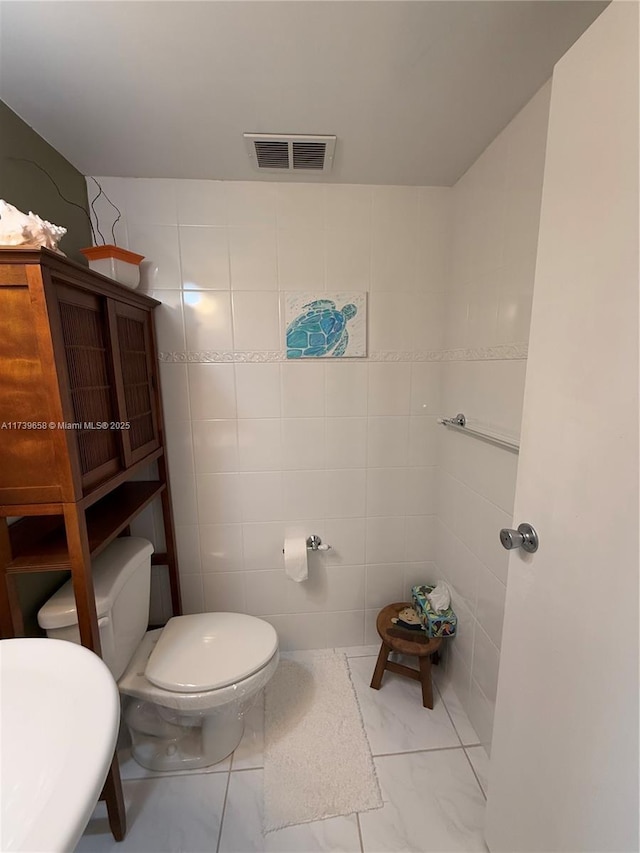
(411, 585, 457, 638)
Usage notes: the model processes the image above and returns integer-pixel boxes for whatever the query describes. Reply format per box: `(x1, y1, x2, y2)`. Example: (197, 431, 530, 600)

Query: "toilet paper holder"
(306, 535, 331, 552)
(282, 535, 331, 554)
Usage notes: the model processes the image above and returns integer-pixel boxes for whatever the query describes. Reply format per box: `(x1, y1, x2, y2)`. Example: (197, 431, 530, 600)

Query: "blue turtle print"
(286, 299, 358, 358)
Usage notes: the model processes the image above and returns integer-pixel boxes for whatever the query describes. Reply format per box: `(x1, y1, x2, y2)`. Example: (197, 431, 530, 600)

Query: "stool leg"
(370, 642, 391, 690)
(418, 655, 434, 709)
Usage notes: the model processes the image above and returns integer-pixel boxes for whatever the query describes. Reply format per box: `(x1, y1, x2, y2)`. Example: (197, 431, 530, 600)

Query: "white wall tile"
(199, 524, 244, 573)
(276, 184, 325, 230)
(226, 182, 276, 228)
(283, 470, 327, 520)
(475, 565, 507, 649)
(406, 515, 437, 562)
(232, 291, 280, 351)
(281, 362, 325, 417)
(237, 419, 282, 472)
(411, 290, 446, 351)
(179, 226, 229, 290)
(403, 561, 437, 600)
(203, 572, 246, 612)
(323, 517, 366, 566)
(369, 293, 413, 351)
(325, 417, 367, 469)
(229, 228, 277, 290)
(325, 184, 372, 230)
(235, 364, 281, 418)
(282, 418, 325, 470)
(277, 229, 325, 291)
(468, 678, 495, 751)
(242, 522, 284, 571)
(471, 624, 500, 704)
(196, 473, 242, 524)
(324, 469, 366, 519)
(183, 291, 233, 351)
(367, 417, 409, 467)
(188, 363, 237, 420)
(179, 574, 204, 615)
(365, 563, 404, 609)
(366, 468, 408, 517)
(174, 525, 201, 575)
(245, 570, 289, 616)
(176, 180, 226, 227)
(164, 420, 197, 527)
(325, 362, 368, 416)
(325, 610, 365, 648)
(366, 517, 406, 565)
(408, 417, 439, 467)
(126, 178, 177, 225)
(410, 363, 442, 416)
(406, 466, 437, 515)
(325, 227, 370, 290)
(368, 363, 411, 416)
(239, 471, 283, 522)
(151, 290, 185, 352)
(262, 613, 328, 651)
(128, 224, 181, 290)
(192, 419, 239, 472)
(159, 364, 190, 423)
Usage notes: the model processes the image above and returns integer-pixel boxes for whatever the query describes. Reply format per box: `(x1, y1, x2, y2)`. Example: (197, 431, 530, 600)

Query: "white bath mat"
(263, 650, 383, 832)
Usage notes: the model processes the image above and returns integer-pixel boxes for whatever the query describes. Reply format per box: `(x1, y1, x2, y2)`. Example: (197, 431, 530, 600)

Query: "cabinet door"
(109, 301, 160, 465)
(54, 283, 124, 491)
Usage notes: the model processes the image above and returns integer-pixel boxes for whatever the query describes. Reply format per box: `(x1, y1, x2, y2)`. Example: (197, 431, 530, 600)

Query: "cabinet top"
(0, 246, 160, 309)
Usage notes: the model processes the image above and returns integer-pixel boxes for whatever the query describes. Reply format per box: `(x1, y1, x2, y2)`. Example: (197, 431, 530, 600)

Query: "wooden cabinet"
(0, 247, 181, 841)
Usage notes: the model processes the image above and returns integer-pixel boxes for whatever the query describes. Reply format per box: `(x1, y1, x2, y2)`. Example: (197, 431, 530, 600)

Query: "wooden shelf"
(6, 481, 165, 573)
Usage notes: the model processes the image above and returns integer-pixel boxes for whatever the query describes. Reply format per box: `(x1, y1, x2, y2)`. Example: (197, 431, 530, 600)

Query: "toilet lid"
(145, 613, 279, 693)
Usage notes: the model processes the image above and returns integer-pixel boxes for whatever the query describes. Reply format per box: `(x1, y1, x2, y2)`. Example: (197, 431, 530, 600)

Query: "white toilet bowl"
(118, 615, 279, 771)
(37, 538, 279, 772)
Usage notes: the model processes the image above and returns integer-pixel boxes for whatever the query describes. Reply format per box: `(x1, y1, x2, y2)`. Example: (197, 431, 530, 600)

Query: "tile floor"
(75, 647, 489, 853)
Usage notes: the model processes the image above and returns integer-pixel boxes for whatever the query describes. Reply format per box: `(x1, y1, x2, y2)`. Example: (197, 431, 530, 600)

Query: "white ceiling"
(0, 1, 606, 186)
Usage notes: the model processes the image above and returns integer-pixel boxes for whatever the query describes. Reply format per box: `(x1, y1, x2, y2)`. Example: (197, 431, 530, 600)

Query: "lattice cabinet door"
(108, 301, 160, 466)
(53, 283, 125, 493)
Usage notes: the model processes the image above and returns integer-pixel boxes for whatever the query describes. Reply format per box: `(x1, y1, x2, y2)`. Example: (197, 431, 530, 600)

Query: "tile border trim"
(158, 344, 528, 363)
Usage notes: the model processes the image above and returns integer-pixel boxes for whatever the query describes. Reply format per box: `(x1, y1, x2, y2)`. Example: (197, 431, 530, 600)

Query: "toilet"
(37, 537, 279, 772)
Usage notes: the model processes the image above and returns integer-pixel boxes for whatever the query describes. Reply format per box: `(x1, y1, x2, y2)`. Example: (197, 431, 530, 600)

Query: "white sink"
(0, 638, 120, 852)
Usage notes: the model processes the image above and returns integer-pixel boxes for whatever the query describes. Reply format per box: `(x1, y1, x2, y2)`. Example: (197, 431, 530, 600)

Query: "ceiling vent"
(244, 134, 336, 173)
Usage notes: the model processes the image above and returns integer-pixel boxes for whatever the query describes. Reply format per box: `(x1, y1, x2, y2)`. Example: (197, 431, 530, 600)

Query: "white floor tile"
(348, 656, 460, 755)
(340, 644, 381, 658)
(359, 751, 487, 853)
(75, 773, 228, 852)
(436, 679, 482, 746)
(218, 769, 361, 852)
(118, 747, 231, 781)
(465, 746, 490, 797)
(232, 695, 265, 770)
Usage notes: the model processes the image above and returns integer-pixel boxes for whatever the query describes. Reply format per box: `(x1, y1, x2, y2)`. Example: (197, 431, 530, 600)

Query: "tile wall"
(88, 178, 450, 650)
(434, 82, 552, 749)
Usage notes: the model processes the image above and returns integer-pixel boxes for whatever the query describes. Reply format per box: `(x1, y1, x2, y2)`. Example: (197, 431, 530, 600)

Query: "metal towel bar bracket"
(437, 412, 520, 453)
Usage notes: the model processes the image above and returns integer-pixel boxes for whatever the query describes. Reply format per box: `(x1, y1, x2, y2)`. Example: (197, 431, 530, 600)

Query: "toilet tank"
(38, 537, 154, 680)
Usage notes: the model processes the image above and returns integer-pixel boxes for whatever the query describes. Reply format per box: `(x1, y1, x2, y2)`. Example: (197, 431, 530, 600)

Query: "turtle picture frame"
(284, 292, 368, 359)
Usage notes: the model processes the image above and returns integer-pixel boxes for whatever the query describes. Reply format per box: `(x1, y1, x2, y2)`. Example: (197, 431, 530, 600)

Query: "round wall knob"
(499, 523, 539, 553)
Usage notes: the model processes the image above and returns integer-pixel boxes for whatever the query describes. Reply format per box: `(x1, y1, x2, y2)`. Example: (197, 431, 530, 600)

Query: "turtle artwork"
(286, 298, 359, 358)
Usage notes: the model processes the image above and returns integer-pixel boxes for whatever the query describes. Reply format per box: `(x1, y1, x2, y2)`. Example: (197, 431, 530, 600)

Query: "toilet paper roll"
(284, 537, 308, 583)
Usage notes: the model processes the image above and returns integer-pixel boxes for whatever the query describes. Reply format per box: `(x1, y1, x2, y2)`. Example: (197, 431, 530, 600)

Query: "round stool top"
(376, 602, 443, 657)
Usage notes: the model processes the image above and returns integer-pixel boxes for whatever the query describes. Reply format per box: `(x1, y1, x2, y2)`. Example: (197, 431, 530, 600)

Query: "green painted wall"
(0, 101, 93, 634)
(0, 100, 92, 263)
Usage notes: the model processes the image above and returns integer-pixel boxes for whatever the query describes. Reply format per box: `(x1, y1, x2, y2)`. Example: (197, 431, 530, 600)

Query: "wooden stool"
(370, 602, 443, 709)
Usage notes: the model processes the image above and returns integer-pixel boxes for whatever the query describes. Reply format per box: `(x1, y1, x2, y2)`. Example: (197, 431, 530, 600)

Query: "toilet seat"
(118, 627, 279, 712)
(146, 613, 278, 693)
